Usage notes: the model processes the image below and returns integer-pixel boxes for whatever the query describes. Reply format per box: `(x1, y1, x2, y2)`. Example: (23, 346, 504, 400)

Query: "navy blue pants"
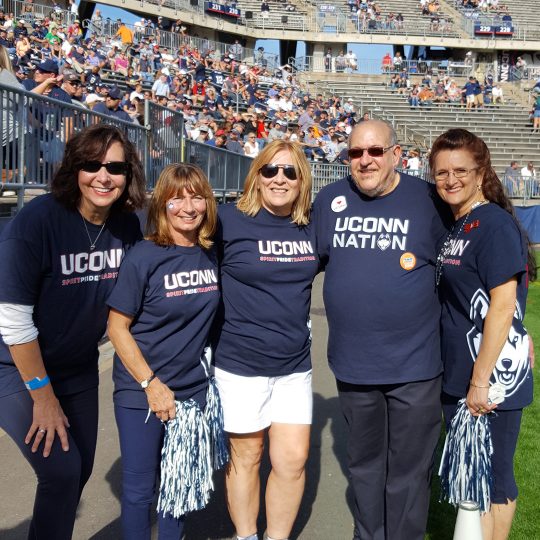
(0, 387, 98, 540)
(114, 405, 186, 540)
(337, 376, 442, 540)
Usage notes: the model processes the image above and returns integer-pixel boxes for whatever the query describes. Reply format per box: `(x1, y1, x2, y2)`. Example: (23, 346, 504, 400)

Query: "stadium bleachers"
(313, 77, 539, 174)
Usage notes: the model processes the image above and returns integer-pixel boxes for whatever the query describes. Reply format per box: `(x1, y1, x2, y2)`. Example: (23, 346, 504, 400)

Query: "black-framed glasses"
(80, 161, 129, 175)
(433, 167, 479, 182)
(259, 164, 298, 181)
(348, 145, 396, 159)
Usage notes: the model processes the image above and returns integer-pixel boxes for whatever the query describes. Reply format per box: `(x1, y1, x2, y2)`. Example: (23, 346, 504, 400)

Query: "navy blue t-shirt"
(213, 204, 319, 377)
(0, 194, 142, 397)
(312, 173, 449, 385)
(108, 240, 220, 409)
(439, 203, 532, 410)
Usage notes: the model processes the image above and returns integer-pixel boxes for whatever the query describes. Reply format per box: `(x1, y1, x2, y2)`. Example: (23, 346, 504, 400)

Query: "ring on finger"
(38, 428, 46, 434)
(477, 407, 485, 413)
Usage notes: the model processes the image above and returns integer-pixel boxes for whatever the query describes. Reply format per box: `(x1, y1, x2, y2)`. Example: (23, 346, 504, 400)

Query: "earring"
(477, 185, 481, 191)
(167, 202, 174, 210)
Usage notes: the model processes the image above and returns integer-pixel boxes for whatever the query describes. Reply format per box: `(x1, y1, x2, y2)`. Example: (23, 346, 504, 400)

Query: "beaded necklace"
(435, 200, 489, 286)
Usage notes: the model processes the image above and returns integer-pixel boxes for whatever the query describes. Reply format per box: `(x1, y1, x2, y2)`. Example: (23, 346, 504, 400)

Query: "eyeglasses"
(348, 145, 396, 159)
(80, 161, 129, 175)
(433, 167, 479, 182)
(259, 164, 298, 181)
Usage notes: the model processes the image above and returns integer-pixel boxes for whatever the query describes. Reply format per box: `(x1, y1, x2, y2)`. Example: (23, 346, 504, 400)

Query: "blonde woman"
(214, 140, 319, 540)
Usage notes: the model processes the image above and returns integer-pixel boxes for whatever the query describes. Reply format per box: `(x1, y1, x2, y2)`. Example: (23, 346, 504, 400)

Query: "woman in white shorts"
(214, 140, 319, 540)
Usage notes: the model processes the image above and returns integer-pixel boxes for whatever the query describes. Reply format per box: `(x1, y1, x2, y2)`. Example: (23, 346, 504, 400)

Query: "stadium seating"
(313, 78, 539, 174)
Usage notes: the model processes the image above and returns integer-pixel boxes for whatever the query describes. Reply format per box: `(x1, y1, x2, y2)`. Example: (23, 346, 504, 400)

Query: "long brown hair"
(429, 128, 536, 281)
(145, 163, 217, 249)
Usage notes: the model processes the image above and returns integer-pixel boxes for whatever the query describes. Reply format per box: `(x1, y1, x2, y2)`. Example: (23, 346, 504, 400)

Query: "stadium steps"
(313, 79, 538, 173)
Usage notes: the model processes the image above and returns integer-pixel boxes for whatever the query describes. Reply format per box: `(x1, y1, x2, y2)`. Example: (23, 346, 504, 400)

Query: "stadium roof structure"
(80, 0, 540, 53)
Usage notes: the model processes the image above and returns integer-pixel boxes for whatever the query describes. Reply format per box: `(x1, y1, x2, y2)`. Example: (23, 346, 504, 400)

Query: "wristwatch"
(140, 373, 156, 389)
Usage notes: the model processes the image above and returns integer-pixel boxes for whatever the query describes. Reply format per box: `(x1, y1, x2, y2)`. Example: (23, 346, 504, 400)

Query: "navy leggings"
(0, 387, 99, 540)
(114, 405, 185, 540)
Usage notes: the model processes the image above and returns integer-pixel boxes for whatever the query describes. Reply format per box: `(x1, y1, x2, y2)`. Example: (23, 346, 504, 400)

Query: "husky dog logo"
(466, 289, 530, 398)
(377, 233, 391, 251)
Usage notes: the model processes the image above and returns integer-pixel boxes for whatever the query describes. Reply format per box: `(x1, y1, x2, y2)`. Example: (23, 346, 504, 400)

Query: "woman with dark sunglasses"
(213, 140, 319, 540)
(0, 124, 146, 539)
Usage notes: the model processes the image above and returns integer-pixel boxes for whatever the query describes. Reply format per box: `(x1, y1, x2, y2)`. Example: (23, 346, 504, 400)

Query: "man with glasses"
(312, 120, 449, 540)
(61, 72, 85, 107)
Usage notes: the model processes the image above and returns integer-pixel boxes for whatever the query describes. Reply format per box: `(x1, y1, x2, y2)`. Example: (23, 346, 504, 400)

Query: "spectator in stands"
(381, 52, 392, 72)
(260, 0, 270, 18)
(345, 50, 358, 73)
(503, 160, 521, 196)
(396, 12, 404, 29)
(243, 133, 260, 157)
(492, 83, 504, 104)
(520, 161, 536, 194)
(335, 51, 347, 73)
(226, 129, 244, 154)
(324, 48, 332, 72)
(409, 84, 420, 107)
(114, 21, 133, 52)
(515, 56, 526, 77)
(419, 85, 435, 107)
(298, 104, 316, 133)
(406, 148, 421, 173)
(433, 81, 448, 103)
(229, 39, 243, 61)
(463, 76, 479, 111)
(93, 86, 133, 122)
(447, 80, 461, 103)
(393, 51, 403, 70)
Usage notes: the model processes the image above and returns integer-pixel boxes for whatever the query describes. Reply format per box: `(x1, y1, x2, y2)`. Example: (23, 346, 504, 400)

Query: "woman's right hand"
(26, 388, 70, 457)
(145, 378, 176, 422)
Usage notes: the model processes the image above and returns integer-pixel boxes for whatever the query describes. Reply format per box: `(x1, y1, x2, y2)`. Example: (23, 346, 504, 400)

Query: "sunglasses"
(80, 161, 129, 175)
(348, 145, 395, 159)
(259, 164, 298, 181)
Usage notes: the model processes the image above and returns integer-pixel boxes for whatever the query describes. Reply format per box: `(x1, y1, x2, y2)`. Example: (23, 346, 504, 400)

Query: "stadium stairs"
(305, 74, 540, 174)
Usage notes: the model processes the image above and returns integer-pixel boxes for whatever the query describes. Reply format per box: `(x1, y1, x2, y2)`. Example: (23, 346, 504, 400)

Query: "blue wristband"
(24, 375, 50, 391)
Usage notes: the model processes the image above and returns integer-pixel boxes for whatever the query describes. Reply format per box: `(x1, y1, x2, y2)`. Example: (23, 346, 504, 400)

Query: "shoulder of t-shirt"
(0, 194, 64, 243)
(478, 203, 523, 239)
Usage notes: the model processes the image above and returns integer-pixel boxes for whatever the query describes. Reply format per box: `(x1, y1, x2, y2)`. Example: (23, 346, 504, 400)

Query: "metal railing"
(0, 83, 185, 210)
(82, 18, 279, 69)
(2, 0, 77, 26)
(291, 57, 492, 77)
(502, 177, 540, 204)
(184, 139, 253, 200)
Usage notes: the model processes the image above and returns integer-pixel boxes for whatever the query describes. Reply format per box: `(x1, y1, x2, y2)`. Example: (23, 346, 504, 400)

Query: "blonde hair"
(237, 140, 312, 225)
(146, 163, 217, 249)
(0, 45, 14, 73)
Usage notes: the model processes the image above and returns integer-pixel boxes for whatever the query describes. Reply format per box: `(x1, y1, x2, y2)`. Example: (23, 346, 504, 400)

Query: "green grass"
(425, 280, 540, 539)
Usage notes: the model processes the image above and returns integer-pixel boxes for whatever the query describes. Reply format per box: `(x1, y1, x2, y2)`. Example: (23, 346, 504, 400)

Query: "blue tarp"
(515, 206, 540, 244)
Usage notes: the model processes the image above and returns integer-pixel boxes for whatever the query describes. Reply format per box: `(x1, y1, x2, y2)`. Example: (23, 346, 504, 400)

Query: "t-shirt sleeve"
(107, 254, 147, 317)
(0, 237, 43, 305)
(0, 207, 46, 305)
(311, 193, 329, 269)
(475, 218, 526, 292)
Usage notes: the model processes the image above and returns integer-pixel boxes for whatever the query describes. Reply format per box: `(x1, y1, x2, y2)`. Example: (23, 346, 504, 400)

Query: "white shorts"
(466, 94, 475, 103)
(214, 367, 313, 433)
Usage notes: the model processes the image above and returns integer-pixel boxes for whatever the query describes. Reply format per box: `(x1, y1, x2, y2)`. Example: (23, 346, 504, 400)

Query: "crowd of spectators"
(387, 68, 505, 110)
(418, 0, 452, 32)
(346, 0, 405, 32)
(0, 6, 365, 162)
(456, 0, 513, 23)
